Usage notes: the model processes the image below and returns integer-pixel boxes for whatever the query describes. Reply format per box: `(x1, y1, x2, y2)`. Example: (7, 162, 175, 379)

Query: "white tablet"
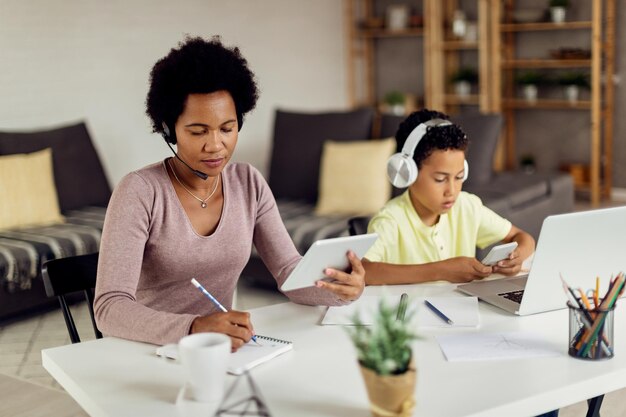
(280, 233, 378, 292)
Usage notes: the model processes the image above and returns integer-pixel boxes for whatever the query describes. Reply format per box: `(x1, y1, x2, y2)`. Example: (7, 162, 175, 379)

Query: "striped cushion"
(0, 207, 105, 293)
(1, 201, 351, 292)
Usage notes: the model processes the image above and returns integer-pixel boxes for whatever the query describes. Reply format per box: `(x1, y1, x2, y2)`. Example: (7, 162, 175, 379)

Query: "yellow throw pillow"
(0, 148, 64, 229)
(316, 138, 396, 215)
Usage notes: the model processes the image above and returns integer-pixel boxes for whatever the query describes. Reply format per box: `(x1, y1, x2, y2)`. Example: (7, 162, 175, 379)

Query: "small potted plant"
(516, 71, 544, 102)
(451, 67, 478, 98)
(558, 72, 590, 103)
(346, 298, 418, 417)
(549, 0, 568, 24)
(383, 90, 406, 116)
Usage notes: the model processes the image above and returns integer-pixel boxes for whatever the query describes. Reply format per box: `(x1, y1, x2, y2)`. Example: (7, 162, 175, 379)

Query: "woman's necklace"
(168, 159, 220, 208)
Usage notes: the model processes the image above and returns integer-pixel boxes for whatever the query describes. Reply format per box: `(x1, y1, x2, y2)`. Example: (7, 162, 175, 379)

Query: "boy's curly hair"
(395, 109, 468, 168)
(146, 35, 259, 135)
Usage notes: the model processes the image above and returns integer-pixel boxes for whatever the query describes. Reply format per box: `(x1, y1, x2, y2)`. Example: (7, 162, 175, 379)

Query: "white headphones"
(386, 118, 469, 188)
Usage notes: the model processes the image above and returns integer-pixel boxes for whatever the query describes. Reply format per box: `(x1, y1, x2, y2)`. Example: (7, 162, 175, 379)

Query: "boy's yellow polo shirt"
(365, 191, 511, 264)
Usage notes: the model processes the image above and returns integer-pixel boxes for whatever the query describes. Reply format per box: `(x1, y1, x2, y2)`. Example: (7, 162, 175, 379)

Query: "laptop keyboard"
(498, 290, 524, 304)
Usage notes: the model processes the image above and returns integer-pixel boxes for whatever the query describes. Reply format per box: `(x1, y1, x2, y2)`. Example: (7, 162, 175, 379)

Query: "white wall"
(0, 0, 348, 185)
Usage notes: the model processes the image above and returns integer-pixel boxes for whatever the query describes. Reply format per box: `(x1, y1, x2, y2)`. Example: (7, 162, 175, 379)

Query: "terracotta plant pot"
(359, 360, 417, 417)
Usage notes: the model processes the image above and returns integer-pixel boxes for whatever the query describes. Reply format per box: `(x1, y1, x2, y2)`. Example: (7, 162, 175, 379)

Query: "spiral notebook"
(156, 335, 293, 375)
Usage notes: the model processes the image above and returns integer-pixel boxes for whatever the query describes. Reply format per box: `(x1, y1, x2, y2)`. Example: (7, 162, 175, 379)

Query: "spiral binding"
(256, 334, 291, 344)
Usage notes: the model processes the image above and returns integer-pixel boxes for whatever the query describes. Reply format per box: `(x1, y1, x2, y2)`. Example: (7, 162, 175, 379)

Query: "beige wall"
(0, 0, 348, 185)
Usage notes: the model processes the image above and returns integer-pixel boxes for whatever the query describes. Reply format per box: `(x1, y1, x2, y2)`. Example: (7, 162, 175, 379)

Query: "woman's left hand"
(315, 251, 365, 302)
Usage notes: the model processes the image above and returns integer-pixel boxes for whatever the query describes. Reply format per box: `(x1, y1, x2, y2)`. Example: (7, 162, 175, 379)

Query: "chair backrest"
(42, 252, 102, 343)
(348, 216, 372, 236)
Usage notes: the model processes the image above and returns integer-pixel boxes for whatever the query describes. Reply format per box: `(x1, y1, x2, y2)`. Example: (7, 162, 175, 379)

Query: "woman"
(94, 36, 365, 349)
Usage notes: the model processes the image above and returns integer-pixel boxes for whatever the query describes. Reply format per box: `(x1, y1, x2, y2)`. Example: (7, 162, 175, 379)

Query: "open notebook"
(156, 335, 293, 375)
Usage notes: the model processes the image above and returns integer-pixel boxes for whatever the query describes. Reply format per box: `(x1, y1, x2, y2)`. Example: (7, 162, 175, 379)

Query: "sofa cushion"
(268, 108, 374, 203)
(0, 206, 105, 292)
(453, 113, 502, 186)
(0, 148, 64, 230)
(0, 122, 111, 211)
(315, 138, 396, 215)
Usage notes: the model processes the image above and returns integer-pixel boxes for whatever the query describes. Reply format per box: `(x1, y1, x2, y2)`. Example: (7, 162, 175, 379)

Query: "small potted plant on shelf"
(346, 298, 418, 417)
(516, 71, 544, 102)
(558, 71, 590, 103)
(451, 67, 478, 98)
(549, 0, 569, 24)
(383, 90, 406, 116)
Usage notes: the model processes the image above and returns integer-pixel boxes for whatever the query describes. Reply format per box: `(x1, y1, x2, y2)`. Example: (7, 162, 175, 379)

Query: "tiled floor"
(1, 199, 625, 415)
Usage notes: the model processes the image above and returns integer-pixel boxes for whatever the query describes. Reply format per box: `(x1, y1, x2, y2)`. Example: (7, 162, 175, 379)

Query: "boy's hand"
(444, 257, 492, 282)
(492, 249, 523, 276)
(315, 251, 365, 302)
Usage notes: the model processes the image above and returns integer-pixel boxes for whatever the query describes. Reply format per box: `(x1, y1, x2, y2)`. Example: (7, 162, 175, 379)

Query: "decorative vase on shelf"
(564, 85, 579, 103)
(523, 84, 538, 102)
(549, 0, 568, 24)
(550, 6, 566, 23)
(454, 81, 471, 98)
(452, 10, 467, 38)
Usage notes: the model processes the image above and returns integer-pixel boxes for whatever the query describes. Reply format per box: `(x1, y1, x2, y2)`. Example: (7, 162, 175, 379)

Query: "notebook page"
(155, 335, 293, 375)
(228, 335, 292, 375)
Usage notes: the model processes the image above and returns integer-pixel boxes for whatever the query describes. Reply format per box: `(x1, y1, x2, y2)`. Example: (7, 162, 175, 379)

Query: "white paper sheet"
(436, 331, 561, 361)
(322, 295, 403, 325)
(419, 296, 480, 328)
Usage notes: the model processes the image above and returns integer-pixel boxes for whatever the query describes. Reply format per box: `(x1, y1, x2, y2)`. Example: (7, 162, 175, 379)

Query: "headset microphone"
(161, 123, 209, 181)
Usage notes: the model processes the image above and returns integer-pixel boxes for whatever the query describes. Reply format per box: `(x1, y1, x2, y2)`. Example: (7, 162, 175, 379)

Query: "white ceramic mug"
(179, 333, 231, 403)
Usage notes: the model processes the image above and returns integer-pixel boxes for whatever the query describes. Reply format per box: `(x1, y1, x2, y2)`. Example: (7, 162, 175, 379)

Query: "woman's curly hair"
(146, 35, 259, 135)
(395, 109, 468, 168)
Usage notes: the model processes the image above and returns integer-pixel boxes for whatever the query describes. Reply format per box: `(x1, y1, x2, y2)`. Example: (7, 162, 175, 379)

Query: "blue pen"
(191, 278, 259, 344)
(424, 299, 454, 325)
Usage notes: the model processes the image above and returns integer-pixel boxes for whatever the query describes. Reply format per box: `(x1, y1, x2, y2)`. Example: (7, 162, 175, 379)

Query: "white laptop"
(457, 206, 626, 315)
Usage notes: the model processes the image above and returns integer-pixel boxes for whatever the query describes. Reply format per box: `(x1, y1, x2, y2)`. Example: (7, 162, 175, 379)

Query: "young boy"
(363, 109, 535, 285)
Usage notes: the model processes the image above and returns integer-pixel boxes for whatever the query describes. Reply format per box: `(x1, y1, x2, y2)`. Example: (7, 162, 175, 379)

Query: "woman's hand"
(492, 249, 523, 276)
(190, 311, 254, 351)
(315, 251, 365, 302)
(442, 257, 493, 282)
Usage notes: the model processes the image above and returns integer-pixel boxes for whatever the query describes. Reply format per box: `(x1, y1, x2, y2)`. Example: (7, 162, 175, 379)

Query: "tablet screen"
(280, 233, 378, 292)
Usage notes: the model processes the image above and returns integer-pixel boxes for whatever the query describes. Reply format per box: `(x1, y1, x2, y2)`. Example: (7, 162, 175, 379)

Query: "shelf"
(503, 59, 592, 69)
(503, 99, 592, 110)
(444, 95, 480, 105)
(442, 40, 479, 50)
(500, 21, 592, 32)
(358, 28, 423, 38)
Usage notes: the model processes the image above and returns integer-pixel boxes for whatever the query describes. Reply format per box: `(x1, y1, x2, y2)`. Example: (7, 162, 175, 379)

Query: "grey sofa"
(242, 109, 574, 288)
(0, 122, 109, 322)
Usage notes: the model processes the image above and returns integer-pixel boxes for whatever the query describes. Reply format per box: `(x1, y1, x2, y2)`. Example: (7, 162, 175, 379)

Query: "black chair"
(348, 216, 371, 236)
(42, 252, 102, 343)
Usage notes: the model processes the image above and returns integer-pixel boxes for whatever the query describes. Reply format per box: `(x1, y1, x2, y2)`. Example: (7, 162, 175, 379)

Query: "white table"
(42, 284, 626, 417)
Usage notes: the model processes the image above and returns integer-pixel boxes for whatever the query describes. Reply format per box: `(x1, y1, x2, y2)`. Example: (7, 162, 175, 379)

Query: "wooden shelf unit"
(500, 21, 592, 32)
(491, 0, 615, 205)
(358, 28, 424, 38)
(423, 0, 495, 114)
(345, 0, 426, 109)
(503, 99, 592, 110)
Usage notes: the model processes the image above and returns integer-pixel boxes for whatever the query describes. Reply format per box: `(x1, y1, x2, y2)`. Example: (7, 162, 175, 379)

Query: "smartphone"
(480, 242, 518, 266)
